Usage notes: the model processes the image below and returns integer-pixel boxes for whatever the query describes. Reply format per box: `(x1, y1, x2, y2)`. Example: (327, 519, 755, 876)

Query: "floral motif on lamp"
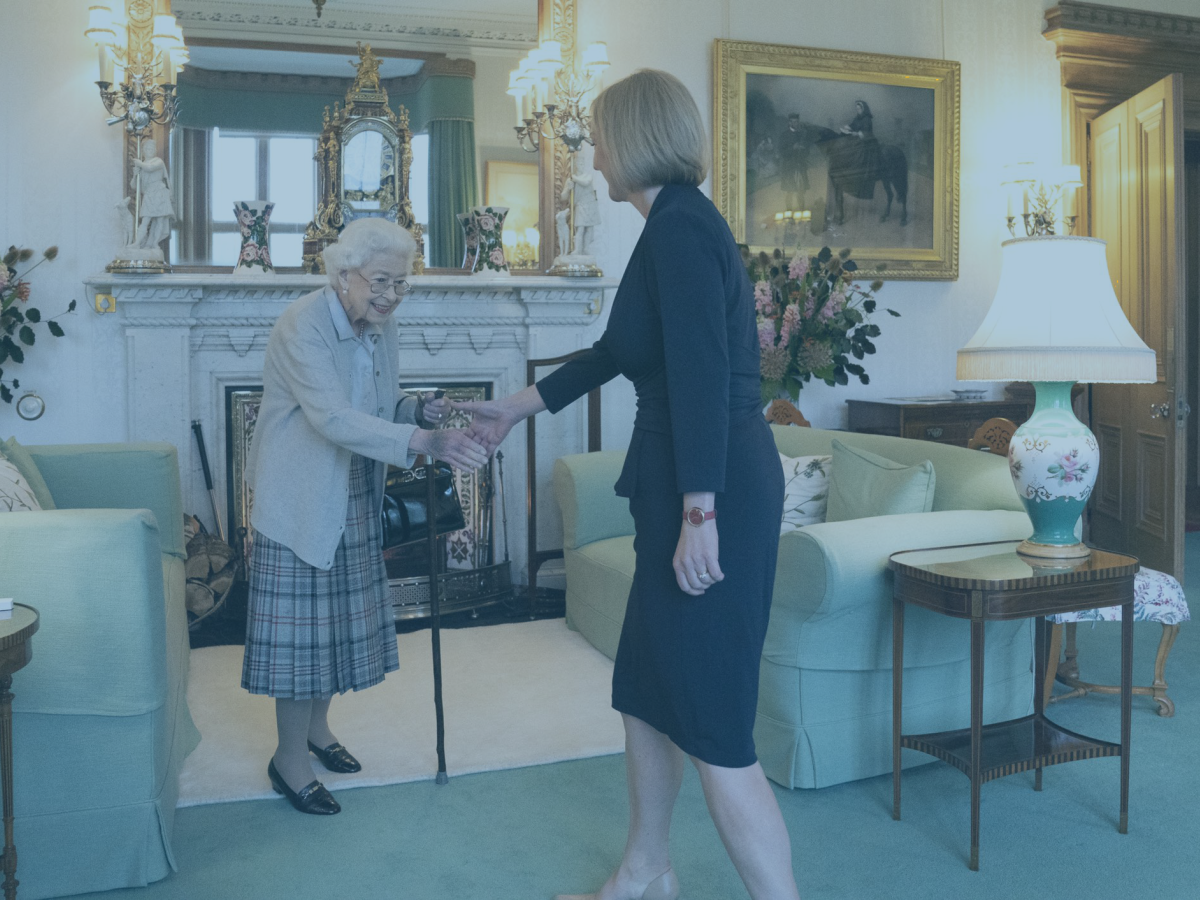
(233, 201, 275, 276)
(1007, 382, 1100, 548)
(468, 206, 509, 276)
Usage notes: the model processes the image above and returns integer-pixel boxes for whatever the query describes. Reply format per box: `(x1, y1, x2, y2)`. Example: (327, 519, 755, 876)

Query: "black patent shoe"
(267, 759, 341, 815)
(308, 740, 362, 773)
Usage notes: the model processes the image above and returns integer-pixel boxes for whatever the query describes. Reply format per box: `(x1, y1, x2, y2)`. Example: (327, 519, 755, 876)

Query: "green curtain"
(428, 118, 479, 268)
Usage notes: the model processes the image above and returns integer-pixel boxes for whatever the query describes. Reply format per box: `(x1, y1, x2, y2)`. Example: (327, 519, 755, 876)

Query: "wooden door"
(1088, 74, 1187, 579)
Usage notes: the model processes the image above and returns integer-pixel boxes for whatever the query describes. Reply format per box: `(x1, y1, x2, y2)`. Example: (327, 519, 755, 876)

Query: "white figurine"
(115, 197, 135, 250)
(550, 145, 603, 276)
(132, 138, 175, 251)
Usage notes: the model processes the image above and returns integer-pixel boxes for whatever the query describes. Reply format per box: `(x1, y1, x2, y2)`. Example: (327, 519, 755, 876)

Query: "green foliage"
(1, 245, 73, 404)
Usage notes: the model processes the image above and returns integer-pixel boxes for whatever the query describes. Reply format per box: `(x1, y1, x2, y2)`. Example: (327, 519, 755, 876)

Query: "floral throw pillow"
(779, 453, 832, 534)
(0, 457, 42, 513)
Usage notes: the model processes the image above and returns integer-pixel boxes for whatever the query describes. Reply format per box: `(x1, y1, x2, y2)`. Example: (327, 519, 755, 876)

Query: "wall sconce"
(509, 41, 609, 153)
(1002, 163, 1082, 238)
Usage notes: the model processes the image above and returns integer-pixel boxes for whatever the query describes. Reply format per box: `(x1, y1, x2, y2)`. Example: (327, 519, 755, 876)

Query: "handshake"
(407, 394, 522, 473)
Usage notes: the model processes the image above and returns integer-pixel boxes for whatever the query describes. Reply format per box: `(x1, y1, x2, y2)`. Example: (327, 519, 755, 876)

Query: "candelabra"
(1003, 163, 1082, 238)
(510, 41, 609, 154)
(85, 2, 188, 273)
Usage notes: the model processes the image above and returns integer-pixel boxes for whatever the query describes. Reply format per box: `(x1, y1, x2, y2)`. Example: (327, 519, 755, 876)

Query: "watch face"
(686, 507, 705, 526)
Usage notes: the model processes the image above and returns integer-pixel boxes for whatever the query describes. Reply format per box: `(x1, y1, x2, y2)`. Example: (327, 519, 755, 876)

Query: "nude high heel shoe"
(554, 868, 680, 900)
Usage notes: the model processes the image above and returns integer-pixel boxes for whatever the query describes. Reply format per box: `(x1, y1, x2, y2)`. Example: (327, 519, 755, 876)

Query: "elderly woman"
(242, 217, 486, 816)
(461, 71, 799, 900)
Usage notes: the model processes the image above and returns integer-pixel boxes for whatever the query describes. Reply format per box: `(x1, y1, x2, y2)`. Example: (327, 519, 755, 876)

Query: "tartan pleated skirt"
(241, 453, 399, 699)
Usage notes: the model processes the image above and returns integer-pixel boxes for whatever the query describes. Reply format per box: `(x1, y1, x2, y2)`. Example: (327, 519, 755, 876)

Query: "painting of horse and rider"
(746, 73, 935, 252)
(714, 41, 960, 280)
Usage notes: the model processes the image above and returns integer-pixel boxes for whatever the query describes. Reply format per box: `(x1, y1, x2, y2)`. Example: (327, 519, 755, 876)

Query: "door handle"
(1150, 403, 1171, 419)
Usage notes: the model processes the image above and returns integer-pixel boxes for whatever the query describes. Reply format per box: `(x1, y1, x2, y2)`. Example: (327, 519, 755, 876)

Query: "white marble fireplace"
(82, 272, 617, 585)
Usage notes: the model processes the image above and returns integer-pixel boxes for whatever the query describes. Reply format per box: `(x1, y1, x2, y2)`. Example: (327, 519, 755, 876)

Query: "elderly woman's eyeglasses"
(353, 271, 412, 296)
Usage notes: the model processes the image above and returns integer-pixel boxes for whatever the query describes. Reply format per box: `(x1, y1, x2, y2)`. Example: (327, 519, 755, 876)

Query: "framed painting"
(713, 40, 960, 280)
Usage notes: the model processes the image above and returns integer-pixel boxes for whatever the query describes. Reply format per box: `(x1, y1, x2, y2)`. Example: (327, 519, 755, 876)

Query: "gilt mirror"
(166, 0, 558, 271)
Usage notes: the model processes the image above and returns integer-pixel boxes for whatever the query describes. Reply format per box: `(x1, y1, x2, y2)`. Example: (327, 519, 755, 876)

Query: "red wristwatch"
(683, 507, 716, 527)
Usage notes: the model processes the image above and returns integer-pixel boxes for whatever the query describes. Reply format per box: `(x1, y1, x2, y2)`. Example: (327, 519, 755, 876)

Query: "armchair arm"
(1, 509, 169, 716)
(553, 451, 634, 550)
(763, 509, 1032, 670)
(25, 442, 186, 560)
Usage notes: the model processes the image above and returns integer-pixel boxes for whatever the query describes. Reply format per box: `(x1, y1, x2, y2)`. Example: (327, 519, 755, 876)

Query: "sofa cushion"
(0, 455, 41, 512)
(779, 453, 831, 533)
(563, 535, 635, 661)
(1, 437, 55, 509)
(826, 439, 935, 522)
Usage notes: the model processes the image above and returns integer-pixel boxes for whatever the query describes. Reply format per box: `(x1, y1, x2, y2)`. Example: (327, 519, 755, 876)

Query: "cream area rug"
(177, 619, 624, 807)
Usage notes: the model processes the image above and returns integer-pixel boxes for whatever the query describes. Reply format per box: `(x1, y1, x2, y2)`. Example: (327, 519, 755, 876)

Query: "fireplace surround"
(83, 272, 616, 586)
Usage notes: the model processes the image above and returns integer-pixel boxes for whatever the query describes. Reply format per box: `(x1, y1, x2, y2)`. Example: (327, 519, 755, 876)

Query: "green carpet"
(78, 538, 1200, 900)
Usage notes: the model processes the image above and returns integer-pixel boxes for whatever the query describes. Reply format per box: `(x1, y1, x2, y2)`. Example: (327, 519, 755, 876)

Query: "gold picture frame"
(713, 39, 960, 280)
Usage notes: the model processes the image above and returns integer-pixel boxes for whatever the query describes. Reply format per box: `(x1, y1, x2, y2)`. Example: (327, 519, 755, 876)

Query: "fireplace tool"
(191, 420, 227, 543)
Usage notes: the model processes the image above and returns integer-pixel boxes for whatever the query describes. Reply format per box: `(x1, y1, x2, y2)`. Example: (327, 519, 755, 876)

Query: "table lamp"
(957, 226, 1156, 561)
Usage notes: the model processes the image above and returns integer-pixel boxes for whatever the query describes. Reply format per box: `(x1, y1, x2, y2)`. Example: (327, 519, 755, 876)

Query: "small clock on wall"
(15, 392, 45, 421)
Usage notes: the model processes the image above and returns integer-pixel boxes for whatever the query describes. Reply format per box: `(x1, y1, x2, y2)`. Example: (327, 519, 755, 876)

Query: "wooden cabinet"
(846, 398, 1032, 447)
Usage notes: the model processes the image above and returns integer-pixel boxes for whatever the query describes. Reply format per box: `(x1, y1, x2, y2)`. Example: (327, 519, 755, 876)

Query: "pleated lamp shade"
(957, 235, 1156, 384)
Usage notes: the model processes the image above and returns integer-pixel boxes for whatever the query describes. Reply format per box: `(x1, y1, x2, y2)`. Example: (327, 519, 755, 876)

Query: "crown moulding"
(1044, 1, 1200, 46)
(173, 1, 537, 48)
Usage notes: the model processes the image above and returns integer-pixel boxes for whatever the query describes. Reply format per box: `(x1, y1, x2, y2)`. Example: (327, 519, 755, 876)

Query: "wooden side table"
(847, 397, 1031, 447)
(0, 604, 38, 900)
(889, 544, 1135, 871)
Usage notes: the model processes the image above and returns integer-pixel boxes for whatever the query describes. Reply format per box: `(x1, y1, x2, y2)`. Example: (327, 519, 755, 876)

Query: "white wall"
(0, 0, 1190, 450)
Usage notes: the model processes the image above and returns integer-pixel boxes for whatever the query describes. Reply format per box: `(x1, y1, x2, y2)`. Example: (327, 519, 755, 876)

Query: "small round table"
(889, 543, 1136, 871)
(0, 605, 38, 900)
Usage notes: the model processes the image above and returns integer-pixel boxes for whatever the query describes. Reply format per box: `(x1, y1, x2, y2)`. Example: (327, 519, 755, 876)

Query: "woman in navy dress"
(460, 70, 798, 900)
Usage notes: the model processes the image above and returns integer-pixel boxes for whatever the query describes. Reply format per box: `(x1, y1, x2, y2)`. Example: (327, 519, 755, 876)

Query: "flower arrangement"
(1, 245, 75, 405)
(743, 245, 898, 404)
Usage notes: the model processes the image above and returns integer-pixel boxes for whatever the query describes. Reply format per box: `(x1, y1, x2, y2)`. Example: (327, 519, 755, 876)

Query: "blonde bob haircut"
(590, 69, 708, 197)
(322, 217, 416, 289)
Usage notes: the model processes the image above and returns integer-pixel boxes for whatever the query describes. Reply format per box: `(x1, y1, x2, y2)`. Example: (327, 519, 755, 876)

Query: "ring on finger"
(698, 571, 710, 581)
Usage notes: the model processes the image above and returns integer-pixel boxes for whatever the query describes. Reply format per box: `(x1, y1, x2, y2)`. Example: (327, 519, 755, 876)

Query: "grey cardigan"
(246, 286, 420, 569)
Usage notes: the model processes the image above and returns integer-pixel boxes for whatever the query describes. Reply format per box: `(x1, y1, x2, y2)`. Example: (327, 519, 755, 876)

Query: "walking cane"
(424, 459, 449, 785)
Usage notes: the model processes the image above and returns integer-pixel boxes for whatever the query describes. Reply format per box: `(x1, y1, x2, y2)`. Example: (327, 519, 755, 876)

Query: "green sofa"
(0, 443, 200, 899)
(553, 425, 1036, 789)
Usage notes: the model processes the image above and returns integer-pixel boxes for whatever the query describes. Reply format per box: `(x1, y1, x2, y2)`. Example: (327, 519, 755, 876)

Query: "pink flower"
(780, 304, 801, 343)
(803, 292, 816, 319)
(237, 208, 255, 228)
(489, 247, 505, 266)
(757, 320, 777, 350)
(478, 214, 497, 233)
(819, 291, 846, 323)
(240, 242, 259, 262)
(15, 281, 30, 302)
(788, 254, 809, 281)
(754, 280, 773, 315)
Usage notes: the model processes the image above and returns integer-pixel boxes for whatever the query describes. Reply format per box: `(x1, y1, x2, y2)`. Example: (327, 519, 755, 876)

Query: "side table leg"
(1, 675, 17, 900)
(892, 597, 904, 821)
(1034, 616, 1045, 792)
(970, 617, 984, 871)
(1120, 600, 1132, 834)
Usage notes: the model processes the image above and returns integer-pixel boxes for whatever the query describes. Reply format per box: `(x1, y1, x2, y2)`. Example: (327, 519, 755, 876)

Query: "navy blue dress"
(538, 184, 783, 767)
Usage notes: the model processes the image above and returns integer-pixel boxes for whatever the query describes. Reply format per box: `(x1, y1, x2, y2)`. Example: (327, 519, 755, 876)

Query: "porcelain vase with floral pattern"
(456, 212, 479, 270)
(468, 205, 509, 276)
(233, 200, 275, 276)
(1008, 381, 1098, 558)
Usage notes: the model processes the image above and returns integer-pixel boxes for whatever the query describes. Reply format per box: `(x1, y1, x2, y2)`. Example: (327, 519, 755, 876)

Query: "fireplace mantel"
(84, 272, 618, 584)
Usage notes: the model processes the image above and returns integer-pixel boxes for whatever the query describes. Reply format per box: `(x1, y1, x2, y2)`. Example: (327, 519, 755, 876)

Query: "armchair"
(0, 443, 199, 899)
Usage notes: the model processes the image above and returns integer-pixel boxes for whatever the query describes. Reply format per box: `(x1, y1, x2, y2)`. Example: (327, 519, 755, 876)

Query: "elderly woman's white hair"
(322, 218, 417, 288)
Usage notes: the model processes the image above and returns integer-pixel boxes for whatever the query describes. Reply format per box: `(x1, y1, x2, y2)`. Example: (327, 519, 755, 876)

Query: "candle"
(98, 46, 114, 83)
(514, 92, 523, 128)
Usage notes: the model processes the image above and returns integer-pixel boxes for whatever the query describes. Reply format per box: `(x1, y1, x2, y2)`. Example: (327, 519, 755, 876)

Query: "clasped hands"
(407, 395, 521, 473)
